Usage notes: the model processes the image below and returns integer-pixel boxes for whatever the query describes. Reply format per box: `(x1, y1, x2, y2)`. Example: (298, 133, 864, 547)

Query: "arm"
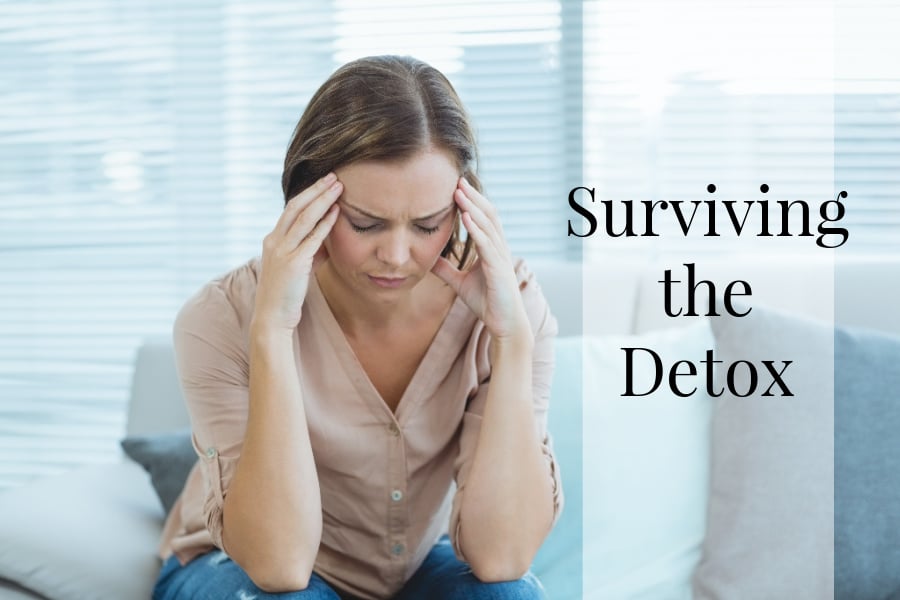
(221, 326, 321, 592)
(223, 174, 342, 591)
(432, 177, 563, 582)
(177, 173, 342, 592)
(454, 331, 557, 582)
(173, 287, 323, 593)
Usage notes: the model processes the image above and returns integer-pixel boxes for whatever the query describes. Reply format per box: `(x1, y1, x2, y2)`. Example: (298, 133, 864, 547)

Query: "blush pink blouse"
(158, 256, 563, 599)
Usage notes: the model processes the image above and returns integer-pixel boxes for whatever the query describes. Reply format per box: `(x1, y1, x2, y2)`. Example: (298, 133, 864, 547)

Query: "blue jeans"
(153, 535, 547, 600)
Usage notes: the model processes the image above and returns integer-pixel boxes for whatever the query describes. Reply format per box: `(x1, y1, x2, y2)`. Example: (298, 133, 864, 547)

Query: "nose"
(375, 228, 411, 267)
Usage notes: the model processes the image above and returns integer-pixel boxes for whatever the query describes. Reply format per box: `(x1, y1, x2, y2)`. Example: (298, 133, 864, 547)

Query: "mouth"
(368, 275, 408, 289)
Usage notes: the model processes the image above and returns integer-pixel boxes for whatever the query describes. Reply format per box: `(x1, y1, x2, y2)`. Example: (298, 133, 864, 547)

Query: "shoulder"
(174, 257, 261, 340)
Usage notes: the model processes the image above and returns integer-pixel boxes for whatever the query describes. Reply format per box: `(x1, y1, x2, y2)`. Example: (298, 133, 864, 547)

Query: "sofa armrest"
(0, 461, 164, 600)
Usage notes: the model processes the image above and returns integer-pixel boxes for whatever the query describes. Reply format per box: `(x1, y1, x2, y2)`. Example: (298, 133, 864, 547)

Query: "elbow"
(220, 506, 322, 593)
(228, 537, 319, 594)
(468, 553, 532, 583)
(456, 518, 544, 583)
(245, 558, 315, 593)
(458, 521, 543, 583)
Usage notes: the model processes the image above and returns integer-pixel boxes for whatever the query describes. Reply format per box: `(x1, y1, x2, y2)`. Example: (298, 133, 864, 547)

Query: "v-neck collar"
(306, 273, 471, 424)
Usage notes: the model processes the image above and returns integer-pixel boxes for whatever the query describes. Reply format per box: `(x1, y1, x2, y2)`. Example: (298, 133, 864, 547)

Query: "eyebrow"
(340, 201, 455, 222)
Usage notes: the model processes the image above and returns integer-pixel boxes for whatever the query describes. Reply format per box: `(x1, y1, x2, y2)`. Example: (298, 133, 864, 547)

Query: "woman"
(153, 55, 562, 600)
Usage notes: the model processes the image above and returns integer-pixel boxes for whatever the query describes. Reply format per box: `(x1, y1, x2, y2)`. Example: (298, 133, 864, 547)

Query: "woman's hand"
(252, 173, 343, 334)
(431, 177, 531, 343)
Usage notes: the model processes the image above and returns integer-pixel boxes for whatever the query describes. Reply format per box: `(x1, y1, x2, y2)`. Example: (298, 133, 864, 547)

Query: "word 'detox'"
(620, 347, 792, 398)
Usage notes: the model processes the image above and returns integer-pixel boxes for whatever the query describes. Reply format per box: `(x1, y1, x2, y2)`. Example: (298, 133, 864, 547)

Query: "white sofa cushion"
(582, 320, 714, 598)
(0, 461, 163, 600)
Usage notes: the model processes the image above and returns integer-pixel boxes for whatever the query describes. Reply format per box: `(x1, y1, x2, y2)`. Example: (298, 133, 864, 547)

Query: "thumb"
(431, 256, 463, 292)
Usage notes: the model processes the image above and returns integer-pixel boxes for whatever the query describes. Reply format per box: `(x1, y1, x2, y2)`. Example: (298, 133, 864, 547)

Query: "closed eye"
(349, 221, 440, 235)
(415, 224, 440, 235)
(350, 221, 379, 233)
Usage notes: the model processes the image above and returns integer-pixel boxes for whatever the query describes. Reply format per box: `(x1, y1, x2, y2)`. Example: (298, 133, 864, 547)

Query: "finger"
(285, 180, 343, 247)
(431, 256, 464, 292)
(293, 203, 340, 262)
(459, 177, 505, 236)
(455, 184, 502, 239)
(455, 188, 504, 251)
(275, 172, 338, 236)
(460, 210, 502, 264)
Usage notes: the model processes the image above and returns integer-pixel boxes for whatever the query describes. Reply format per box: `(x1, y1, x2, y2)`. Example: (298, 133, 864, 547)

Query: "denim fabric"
(152, 535, 547, 600)
(153, 549, 343, 600)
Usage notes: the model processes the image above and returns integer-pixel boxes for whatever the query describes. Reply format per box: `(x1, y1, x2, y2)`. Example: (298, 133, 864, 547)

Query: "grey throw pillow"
(693, 305, 834, 599)
(834, 326, 900, 598)
(120, 428, 196, 515)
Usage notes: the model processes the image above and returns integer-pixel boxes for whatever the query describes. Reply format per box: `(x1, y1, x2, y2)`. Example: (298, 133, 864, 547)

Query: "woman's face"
(324, 148, 459, 299)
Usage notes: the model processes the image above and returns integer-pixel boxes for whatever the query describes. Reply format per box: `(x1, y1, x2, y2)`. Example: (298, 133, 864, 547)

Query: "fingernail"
(324, 172, 337, 184)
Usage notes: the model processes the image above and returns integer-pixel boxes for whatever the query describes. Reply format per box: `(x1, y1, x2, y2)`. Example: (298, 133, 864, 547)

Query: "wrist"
(489, 327, 534, 361)
(250, 318, 297, 343)
(494, 306, 532, 344)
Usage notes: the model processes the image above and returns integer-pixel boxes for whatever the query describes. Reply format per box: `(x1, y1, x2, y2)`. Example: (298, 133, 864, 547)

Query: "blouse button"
(391, 543, 405, 555)
(391, 489, 403, 502)
(205, 447, 217, 458)
(388, 423, 400, 436)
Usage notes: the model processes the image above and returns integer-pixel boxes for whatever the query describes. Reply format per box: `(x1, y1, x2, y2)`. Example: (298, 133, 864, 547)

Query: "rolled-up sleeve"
(172, 282, 251, 552)
(447, 260, 564, 563)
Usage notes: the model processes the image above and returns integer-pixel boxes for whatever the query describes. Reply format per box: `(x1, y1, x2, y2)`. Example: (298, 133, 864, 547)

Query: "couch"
(1, 256, 898, 600)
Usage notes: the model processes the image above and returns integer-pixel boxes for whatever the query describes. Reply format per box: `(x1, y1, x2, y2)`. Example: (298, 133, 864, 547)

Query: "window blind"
(0, 0, 579, 489)
(2, 0, 897, 489)
(580, 0, 900, 258)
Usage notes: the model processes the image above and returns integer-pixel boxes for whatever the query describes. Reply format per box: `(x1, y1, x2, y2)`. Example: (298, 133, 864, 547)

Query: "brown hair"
(281, 55, 478, 269)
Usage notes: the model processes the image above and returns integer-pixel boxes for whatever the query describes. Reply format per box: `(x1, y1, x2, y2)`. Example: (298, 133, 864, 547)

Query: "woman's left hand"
(431, 177, 531, 342)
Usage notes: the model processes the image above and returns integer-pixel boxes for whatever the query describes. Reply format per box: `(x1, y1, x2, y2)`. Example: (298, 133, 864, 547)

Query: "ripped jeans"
(152, 535, 547, 600)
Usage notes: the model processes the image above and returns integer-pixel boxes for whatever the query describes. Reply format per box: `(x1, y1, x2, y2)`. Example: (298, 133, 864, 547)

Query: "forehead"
(336, 149, 459, 219)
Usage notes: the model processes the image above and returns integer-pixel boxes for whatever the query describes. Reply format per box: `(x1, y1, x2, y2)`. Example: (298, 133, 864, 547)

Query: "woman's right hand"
(252, 172, 343, 334)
